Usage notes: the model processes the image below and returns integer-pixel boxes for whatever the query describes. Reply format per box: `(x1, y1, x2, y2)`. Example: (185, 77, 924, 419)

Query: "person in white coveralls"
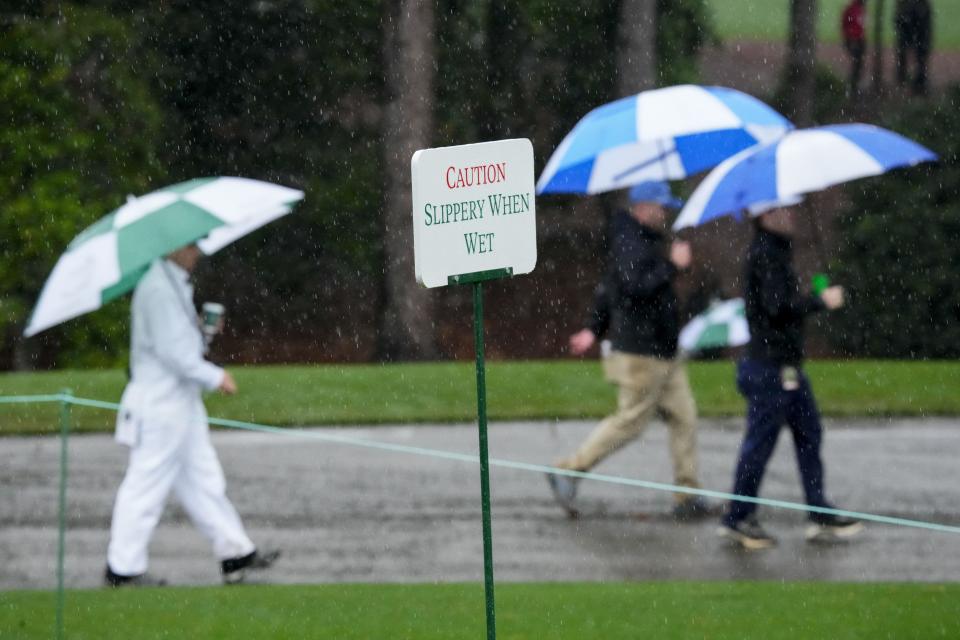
(105, 244, 278, 586)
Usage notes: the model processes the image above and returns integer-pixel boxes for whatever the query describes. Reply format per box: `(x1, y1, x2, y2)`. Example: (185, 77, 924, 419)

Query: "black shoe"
(221, 549, 281, 585)
(546, 472, 580, 518)
(806, 514, 864, 542)
(718, 518, 777, 550)
(672, 496, 720, 522)
(104, 566, 167, 588)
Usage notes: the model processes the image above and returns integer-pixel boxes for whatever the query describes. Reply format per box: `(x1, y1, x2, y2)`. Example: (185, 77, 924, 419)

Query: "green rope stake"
(56, 389, 72, 640)
(473, 281, 497, 640)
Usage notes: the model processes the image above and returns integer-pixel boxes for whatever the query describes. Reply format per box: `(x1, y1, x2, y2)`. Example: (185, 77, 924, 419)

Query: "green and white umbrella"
(678, 298, 749, 353)
(25, 177, 304, 337)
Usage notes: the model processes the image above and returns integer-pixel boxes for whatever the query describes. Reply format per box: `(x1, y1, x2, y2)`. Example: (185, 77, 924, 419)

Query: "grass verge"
(2, 581, 958, 639)
(0, 360, 958, 435)
(707, 0, 960, 49)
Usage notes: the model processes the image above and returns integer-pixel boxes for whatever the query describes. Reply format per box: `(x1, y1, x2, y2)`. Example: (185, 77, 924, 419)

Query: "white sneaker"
(805, 515, 864, 543)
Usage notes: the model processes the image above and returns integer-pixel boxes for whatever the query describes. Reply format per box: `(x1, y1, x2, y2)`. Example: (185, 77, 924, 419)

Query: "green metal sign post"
(449, 267, 512, 640)
(415, 137, 536, 639)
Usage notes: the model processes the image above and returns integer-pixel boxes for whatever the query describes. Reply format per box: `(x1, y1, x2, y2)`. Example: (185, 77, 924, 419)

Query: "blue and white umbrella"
(536, 85, 792, 195)
(674, 124, 938, 230)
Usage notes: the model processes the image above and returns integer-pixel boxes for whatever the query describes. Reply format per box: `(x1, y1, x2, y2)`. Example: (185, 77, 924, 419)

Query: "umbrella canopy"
(673, 124, 938, 230)
(25, 177, 303, 337)
(678, 298, 749, 353)
(536, 85, 792, 195)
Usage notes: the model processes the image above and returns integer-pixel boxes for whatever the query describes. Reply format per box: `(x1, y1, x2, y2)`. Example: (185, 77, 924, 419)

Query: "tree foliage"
(2, 0, 716, 368)
(0, 6, 163, 367)
(436, 0, 713, 160)
(830, 87, 960, 358)
(656, 0, 717, 86)
(140, 0, 386, 345)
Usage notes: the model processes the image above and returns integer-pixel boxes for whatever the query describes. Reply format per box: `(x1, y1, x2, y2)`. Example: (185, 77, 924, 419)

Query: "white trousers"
(107, 415, 255, 576)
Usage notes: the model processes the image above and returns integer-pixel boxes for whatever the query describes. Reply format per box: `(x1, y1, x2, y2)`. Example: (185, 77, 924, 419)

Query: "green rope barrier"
(0, 394, 69, 404)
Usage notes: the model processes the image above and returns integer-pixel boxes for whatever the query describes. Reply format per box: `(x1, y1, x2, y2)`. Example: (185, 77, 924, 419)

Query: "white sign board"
(411, 138, 536, 288)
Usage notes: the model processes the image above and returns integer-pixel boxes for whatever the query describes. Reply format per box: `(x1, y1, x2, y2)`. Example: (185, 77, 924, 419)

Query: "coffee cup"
(201, 302, 225, 343)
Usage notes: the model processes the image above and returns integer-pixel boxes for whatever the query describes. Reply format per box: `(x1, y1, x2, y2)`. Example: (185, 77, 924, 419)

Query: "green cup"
(811, 273, 830, 296)
(201, 302, 225, 344)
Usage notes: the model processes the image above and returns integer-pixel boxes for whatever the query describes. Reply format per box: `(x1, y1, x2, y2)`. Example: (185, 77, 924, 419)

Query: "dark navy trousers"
(723, 359, 831, 526)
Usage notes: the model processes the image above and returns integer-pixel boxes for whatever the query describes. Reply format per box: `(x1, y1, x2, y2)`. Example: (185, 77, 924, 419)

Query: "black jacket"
(896, 0, 931, 51)
(586, 211, 679, 358)
(744, 228, 825, 365)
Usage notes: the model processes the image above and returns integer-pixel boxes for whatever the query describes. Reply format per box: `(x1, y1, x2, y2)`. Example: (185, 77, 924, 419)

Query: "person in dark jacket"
(896, 0, 932, 95)
(718, 206, 863, 550)
(546, 181, 714, 521)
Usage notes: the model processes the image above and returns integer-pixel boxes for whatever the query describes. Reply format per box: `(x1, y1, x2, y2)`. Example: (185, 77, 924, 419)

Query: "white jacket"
(116, 260, 224, 445)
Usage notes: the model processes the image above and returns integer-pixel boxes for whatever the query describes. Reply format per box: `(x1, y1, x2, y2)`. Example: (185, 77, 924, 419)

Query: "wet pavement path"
(2, 418, 958, 589)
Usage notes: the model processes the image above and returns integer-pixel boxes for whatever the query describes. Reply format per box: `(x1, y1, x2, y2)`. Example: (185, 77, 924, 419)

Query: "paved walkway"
(2, 418, 958, 589)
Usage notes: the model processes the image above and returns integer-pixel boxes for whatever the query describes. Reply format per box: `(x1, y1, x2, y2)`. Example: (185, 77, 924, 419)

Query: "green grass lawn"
(707, 0, 960, 49)
(2, 582, 957, 639)
(0, 360, 958, 435)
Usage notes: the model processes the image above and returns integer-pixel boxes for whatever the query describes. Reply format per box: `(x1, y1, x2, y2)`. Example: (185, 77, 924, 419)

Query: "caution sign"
(411, 138, 536, 288)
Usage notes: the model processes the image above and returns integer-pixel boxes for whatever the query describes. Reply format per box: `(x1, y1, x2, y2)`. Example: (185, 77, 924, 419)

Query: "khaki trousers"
(557, 351, 700, 500)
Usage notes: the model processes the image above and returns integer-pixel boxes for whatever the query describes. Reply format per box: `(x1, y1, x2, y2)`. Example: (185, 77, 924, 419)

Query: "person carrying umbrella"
(717, 206, 863, 550)
(670, 122, 936, 549)
(24, 176, 302, 585)
(105, 244, 279, 586)
(22, 178, 300, 584)
(546, 181, 715, 521)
